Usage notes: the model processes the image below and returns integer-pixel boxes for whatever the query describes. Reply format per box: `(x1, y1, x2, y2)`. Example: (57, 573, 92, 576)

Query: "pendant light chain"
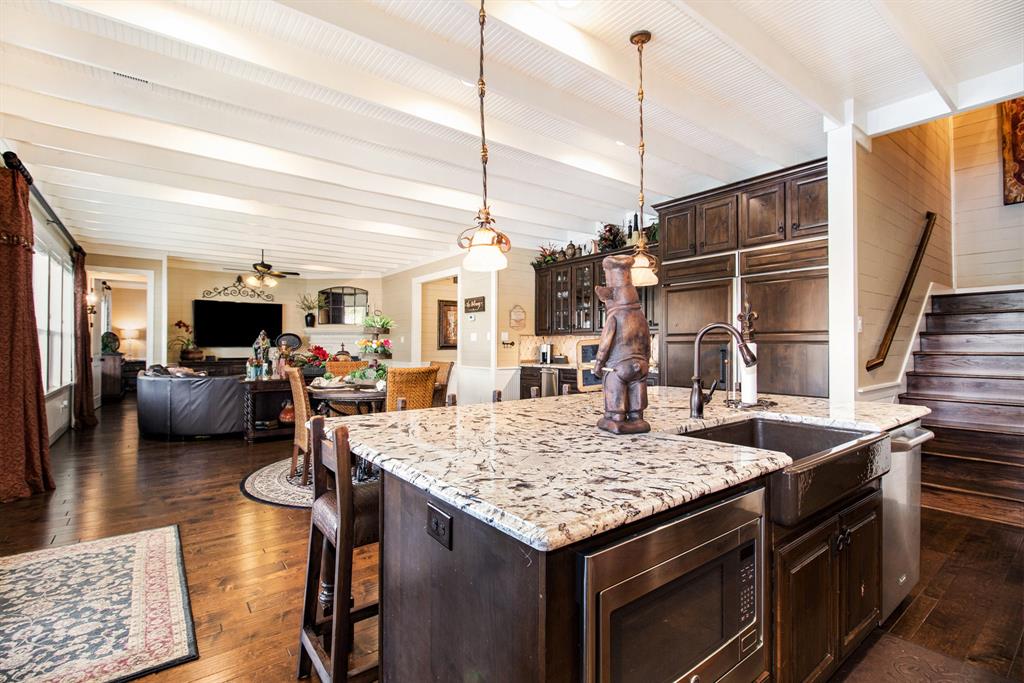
(637, 38, 645, 218)
(478, 0, 489, 213)
(629, 30, 658, 286)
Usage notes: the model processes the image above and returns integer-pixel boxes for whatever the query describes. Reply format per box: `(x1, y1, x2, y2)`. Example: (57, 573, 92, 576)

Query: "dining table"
(306, 384, 387, 415)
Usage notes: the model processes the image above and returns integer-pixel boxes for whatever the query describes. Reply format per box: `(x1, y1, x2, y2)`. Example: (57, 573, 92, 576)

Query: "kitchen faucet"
(691, 323, 757, 418)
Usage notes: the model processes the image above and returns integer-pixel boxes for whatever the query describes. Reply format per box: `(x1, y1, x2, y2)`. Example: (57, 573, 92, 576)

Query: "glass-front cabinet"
(552, 266, 572, 333)
(572, 262, 595, 332)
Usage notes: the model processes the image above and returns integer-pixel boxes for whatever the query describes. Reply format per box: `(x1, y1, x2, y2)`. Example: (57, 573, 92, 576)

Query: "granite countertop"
(324, 387, 929, 552)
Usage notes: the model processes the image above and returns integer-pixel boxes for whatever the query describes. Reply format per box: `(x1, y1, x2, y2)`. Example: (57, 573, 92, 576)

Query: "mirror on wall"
(318, 286, 369, 325)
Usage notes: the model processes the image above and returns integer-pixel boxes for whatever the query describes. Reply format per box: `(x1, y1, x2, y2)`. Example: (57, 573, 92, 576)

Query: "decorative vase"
(305, 312, 316, 327)
(180, 348, 203, 362)
(278, 400, 295, 425)
(565, 241, 577, 259)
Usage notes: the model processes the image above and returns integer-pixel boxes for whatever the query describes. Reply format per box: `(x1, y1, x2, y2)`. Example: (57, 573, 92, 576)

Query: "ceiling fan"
(224, 250, 300, 288)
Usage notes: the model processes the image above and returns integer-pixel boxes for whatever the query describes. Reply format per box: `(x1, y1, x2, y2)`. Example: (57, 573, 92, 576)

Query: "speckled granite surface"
(324, 388, 928, 551)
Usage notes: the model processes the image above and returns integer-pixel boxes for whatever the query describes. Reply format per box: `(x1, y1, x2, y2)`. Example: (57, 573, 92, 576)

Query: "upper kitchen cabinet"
(534, 268, 552, 335)
(572, 261, 596, 333)
(661, 204, 697, 261)
(740, 181, 787, 248)
(697, 195, 739, 254)
(787, 167, 828, 239)
(551, 266, 572, 333)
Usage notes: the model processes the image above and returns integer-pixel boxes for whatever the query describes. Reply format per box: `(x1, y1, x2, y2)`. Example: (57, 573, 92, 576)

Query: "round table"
(307, 385, 386, 415)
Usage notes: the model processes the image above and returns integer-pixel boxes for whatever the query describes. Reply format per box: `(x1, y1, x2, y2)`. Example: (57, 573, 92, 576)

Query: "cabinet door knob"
(777, 224, 785, 234)
(792, 222, 799, 230)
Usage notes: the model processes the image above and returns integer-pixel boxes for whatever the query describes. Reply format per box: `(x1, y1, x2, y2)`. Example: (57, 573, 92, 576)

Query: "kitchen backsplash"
(519, 334, 659, 367)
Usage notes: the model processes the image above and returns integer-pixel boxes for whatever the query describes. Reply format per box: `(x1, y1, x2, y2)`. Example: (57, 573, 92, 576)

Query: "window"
(32, 247, 74, 392)
(318, 286, 368, 326)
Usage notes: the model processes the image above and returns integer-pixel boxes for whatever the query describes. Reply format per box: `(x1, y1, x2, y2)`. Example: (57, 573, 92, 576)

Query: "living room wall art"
(202, 275, 274, 301)
(1000, 97, 1024, 205)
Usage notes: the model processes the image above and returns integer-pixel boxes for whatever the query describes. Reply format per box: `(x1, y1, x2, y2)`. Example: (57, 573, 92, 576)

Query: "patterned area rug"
(240, 458, 313, 508)
(0, 526, 197, 682)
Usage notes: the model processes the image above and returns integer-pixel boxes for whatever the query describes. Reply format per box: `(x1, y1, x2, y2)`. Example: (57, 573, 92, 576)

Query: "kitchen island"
(325, 388, 928, 682)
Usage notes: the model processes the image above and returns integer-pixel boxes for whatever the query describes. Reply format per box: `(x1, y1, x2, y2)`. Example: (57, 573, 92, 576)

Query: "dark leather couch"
(137, 373, 245, 437)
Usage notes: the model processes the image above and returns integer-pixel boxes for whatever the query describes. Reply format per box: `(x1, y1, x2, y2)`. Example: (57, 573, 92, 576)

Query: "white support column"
(827, 124, 859, 403)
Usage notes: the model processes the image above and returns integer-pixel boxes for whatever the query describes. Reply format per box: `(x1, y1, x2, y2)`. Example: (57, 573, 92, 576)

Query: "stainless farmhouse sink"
(686, 419, 891, 525)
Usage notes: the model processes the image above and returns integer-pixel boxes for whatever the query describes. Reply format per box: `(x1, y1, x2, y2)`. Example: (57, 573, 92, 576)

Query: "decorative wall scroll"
(202, 276, 275, 301)
(509, 304, 526, 330)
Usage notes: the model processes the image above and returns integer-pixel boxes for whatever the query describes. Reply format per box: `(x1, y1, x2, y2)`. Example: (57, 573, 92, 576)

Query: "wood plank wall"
(952, 105, 1024, 289)
(857, 117, 953, 388)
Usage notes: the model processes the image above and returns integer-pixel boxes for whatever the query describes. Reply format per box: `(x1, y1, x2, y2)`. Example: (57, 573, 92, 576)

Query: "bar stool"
(530, 386, 540, 399)
(445, 393, 457, 406)
(492, 389, 502, 402)
(298, 416, 381, 683)
(561, 383, 572, 396)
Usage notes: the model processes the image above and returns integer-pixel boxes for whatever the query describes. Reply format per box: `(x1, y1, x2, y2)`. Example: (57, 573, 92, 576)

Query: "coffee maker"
(539, 343, 552, 365)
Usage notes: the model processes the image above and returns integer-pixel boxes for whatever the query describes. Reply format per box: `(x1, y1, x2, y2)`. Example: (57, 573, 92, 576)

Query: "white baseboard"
(857, 381, 901, 403)
(952, 283, 1024, 294)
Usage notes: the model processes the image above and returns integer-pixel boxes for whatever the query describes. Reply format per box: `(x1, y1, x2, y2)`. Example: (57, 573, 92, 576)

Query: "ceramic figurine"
(252, 330, 271, 363)
(592, 255, 651, 434)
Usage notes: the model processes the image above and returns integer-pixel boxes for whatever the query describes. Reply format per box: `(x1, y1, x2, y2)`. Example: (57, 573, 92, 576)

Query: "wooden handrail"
(866, 211, 937, 372)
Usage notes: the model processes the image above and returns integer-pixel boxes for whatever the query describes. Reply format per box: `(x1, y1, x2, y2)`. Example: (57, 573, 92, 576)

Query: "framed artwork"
(1000, 97, 1024, 205)
(437, 299, 458, 349)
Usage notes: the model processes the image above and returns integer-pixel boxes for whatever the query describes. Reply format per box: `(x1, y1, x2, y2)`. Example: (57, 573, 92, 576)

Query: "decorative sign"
(509, 304, 526, 330)
(202, 276, 274, 301)
(464, 296, 486, 313)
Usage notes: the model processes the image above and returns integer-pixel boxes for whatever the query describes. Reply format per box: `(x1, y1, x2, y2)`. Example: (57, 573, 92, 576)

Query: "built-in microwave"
(581, 487, 766, 683)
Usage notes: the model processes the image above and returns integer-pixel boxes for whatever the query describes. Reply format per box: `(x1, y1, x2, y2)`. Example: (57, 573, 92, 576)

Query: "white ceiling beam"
(277, 0, 746, 184)
(870, 0, 958, 111)
(477, 0, 803, 168)
(668, 0, 845, 126)
(51, 0, 677, 195)
(0, 17, 649, 213)
(0, 86, 588, 238)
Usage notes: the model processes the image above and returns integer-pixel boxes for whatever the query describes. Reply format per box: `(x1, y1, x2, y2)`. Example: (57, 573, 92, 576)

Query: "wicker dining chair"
(326, 360, 369, 378)
(385, 366, 438, 412)
(286, 367, 314, 485)
(429, 361, 454, 407)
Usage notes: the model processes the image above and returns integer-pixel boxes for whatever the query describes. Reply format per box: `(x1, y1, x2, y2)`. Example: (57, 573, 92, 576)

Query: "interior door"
(740, 182, 786, 248)
(697, 195, 738, 254)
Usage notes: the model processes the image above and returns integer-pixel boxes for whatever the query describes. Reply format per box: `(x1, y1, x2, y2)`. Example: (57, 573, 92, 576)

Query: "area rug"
(0, 526, 197, 682)
(240, 458, 313, 508)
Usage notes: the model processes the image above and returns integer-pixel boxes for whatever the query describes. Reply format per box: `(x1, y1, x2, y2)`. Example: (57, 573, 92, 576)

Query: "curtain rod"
(3, 151, 83, 254)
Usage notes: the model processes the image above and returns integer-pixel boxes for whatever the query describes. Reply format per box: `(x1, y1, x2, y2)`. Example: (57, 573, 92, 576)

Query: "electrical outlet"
(426, 502, 453, 550)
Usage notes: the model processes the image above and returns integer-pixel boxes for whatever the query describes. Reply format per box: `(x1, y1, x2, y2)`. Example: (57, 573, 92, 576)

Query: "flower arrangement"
(168, 320, 197, 351)
(297, 292, 326, 313)
(357, 338, 393, 357)
(597, 223, 626, 252)
(289, 344, 337, 368)
(349, 364, 389, 382)
(532, 243, 559, 267)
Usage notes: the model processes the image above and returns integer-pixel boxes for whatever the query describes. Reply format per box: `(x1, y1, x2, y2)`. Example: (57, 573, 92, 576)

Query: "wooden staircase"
(899, 289, 1024, 527)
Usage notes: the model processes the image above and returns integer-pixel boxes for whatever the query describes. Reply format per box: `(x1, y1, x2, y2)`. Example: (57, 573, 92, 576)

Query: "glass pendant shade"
(630, 251, 658, 287)
(264, 276, 278, 287)
(244, 274, 261, 287)
(462, 225, 509, 272)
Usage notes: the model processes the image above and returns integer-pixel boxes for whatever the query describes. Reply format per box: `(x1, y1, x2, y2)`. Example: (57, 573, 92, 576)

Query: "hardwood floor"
(0, 398, 376, 682)
(3, 400, 1020, 681)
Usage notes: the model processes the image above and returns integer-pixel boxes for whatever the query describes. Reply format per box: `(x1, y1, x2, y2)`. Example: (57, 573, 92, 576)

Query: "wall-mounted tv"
(192, 300, 283, 347)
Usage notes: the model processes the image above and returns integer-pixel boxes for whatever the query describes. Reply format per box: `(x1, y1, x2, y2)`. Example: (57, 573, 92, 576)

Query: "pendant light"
(629, 30, 659, 287)
(457, 0, 511, 272)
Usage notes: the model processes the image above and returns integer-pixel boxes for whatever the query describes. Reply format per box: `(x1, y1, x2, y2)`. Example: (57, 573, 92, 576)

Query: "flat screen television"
(192, 300, 283, 347)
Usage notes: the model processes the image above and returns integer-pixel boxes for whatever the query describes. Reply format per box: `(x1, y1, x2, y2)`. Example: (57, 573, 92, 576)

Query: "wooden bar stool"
(298, 416, 381, 683)
(530, 386, 540, 399)
(561, 383, 572, 396)
(492, 389, 502, 402)
(445, 393, 457, 406)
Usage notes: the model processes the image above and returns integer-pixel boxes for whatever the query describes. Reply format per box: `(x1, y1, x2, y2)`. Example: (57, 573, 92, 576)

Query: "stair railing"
(866, 211, 938, 371)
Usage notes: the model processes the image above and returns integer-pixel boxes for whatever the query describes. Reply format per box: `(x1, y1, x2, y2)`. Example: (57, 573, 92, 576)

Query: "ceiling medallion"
(629, 29, 659, 288)
(457, 0, 511, 272)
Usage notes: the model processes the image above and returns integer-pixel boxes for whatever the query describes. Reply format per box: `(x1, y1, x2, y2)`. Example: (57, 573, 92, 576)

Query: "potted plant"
(532, 244, 559, 268)
(362, 312, 394, 336)
(292, 344, 332, 376)
(298, 293, 325, 328)
(169, 320, 203, 362)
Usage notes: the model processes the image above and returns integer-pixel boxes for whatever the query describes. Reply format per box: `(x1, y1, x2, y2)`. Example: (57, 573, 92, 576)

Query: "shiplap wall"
(497, 248, 536, 368)
(857, 117, 953, 388)
(952, 105, 1024, 289)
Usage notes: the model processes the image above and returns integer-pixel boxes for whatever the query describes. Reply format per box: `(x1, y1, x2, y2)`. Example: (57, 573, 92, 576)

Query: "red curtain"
(0, 168, 55, 502)
(73, 247, 98, 428)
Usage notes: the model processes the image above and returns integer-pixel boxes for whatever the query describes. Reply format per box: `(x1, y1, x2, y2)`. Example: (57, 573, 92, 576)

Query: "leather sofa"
(137, 373, 245, 437)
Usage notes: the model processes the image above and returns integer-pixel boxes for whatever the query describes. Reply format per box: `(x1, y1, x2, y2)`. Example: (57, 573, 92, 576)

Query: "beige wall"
(459, 269, 492, 368)
(857, 117, 953, 388)
(421, 278, 458, 363)
(381, 254, 463, 363)
(497, 248, 536, 367)
(166, 267, 382, 358)
(110, 286, 147, 359)
(85, 253, 165, 363)
(953, 104, 1024, 289)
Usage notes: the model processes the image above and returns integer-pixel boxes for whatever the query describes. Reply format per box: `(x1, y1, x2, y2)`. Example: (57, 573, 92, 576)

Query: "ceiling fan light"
(244, 274, 261, 287)
(264, 276, 278, 287)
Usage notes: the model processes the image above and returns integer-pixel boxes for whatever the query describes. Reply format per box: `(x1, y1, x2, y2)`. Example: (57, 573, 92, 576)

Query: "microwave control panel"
(738, 542, 756, 625)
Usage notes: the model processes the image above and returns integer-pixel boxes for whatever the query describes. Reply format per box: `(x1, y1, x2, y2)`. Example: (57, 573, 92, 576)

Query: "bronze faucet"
(690, 323, 757, 418)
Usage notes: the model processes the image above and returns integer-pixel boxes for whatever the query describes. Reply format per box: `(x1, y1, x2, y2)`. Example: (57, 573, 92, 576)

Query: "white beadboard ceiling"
(0, 0, 1020, 277)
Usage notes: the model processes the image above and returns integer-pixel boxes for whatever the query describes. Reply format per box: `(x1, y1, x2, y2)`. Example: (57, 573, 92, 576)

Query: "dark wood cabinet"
(572, 262, 596, 333)
(838, 494, 882, 658)
(740, 181, 787, 248)
(774, 516, 839, 683)
(551, 266, 572, 333)
(697, 195, 738, 254)
(101, 353, 124, 400)
(772, 490, 882, 683)
(535, 269, 551, 335)
(519, 366, 541, 399)
(660, 278, 733, 388)
(662, 205, 697, 260)
(787, 169, 828, 239)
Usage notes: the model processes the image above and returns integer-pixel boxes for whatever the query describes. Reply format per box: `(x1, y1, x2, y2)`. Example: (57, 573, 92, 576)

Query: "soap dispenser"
(737, 302, 759, 405)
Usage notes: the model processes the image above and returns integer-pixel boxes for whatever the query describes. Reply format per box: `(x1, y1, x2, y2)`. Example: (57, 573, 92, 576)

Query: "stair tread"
(926, 308, 1024, 316)
(920, 418, 1024, 436)
(900, 392, 1024, 407)
(920, 329, 1024, 335)
(912, 350, 1024, 356)
(906, 371, 1022, 378)
(932, 288, 1024, 299)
